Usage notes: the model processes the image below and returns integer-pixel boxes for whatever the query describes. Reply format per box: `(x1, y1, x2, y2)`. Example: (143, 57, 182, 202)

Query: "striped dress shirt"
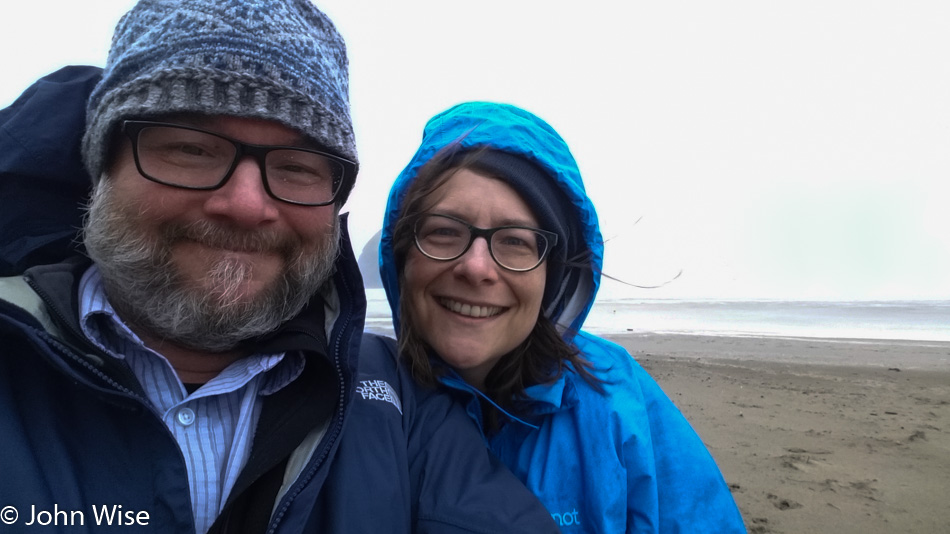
(77, 266, 304, 534)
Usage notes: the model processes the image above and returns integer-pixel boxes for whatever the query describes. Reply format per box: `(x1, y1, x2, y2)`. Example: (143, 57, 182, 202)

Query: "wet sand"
(604, 333, 950, 534)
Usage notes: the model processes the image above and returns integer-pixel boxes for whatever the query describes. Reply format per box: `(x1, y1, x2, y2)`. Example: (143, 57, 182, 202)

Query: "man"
(0, 1, 558, 532)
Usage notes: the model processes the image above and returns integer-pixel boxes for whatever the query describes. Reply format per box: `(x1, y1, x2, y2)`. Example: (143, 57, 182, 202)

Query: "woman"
(380, 102, 747, 533)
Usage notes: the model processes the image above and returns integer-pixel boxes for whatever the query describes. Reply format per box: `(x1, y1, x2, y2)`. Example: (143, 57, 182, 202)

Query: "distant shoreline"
(365, 289, 950, 343)
(610, 330, 950, 347)
(604, 332, 950, 371)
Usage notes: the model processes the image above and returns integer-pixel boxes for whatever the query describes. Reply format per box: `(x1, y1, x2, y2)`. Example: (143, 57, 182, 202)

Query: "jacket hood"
(379, 101, 603, 337)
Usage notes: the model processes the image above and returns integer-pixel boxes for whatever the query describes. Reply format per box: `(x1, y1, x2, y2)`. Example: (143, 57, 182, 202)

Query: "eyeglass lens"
(414, 214, 549, 271)
(133, 124, 343, 205)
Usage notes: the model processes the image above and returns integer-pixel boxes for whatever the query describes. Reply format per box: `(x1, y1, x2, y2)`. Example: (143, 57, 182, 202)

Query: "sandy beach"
(604, 333, 950, 534)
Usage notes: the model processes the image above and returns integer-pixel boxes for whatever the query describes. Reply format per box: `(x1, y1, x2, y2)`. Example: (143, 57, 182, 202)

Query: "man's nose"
(201, 156, 280, 227)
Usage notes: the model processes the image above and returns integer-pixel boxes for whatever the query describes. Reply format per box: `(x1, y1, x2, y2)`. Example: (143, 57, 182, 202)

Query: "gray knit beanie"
(82, 0, 358, 203)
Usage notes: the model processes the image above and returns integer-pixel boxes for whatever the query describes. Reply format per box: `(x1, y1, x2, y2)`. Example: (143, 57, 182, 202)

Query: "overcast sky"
(3, 1, 948, 301)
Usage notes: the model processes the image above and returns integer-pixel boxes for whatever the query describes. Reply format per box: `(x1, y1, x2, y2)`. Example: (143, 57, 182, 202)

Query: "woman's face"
(402, 169, 547, 389)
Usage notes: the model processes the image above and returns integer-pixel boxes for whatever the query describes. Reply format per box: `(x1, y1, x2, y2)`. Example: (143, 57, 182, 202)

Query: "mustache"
(162, 220, 298, 255)
(82, 179, 341, 352)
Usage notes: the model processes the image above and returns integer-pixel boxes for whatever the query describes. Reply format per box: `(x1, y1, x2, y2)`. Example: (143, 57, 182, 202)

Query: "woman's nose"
(453, 237, 500, 282)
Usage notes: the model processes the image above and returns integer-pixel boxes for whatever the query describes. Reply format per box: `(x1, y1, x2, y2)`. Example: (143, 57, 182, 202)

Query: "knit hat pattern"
(82, 0, 358, 197)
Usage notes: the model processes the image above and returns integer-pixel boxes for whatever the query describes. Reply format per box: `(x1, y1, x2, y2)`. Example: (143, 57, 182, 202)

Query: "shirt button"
(177, 407, 196, 426)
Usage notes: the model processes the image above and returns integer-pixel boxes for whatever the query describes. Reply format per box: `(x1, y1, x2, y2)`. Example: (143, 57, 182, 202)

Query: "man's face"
(84, 115, 341, 352)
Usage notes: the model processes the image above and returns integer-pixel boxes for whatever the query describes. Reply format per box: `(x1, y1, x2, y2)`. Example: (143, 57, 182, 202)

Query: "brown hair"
(392, 147, 603, 433)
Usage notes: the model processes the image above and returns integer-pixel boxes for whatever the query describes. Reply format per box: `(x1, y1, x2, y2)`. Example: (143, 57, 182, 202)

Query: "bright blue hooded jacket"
(380, 102, 747, 533)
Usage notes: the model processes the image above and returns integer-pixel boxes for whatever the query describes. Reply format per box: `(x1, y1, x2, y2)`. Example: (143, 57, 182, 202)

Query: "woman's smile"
(402, 169, 546, 389)
(437, 297, 505, 319)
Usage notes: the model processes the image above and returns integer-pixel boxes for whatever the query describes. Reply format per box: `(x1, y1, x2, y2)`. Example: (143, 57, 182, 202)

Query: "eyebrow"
(429, 209, 540, 229)
(158, 114, 312, 148)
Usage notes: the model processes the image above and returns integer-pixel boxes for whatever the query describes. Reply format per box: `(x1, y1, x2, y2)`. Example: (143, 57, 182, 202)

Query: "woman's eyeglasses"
(413, 213, 557, 272)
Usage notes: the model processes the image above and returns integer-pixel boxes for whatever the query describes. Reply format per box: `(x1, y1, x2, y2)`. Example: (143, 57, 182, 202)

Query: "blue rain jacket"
(380, 102, 747, 533)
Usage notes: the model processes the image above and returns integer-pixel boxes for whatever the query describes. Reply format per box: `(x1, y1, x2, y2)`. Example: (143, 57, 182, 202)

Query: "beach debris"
(888, 367, 901, 372)
(778, 449, 832, 472)
(784, 447, 831, 455)
(780, 454, 813, 471)
(847, 480, 881, 501)
(749, 517, 771, 534)
(908, 430, 926, 442)
(767, 493, 803, 510)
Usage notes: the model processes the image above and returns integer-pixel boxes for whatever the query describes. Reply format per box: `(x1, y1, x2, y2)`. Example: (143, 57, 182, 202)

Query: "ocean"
(364, 289, 950, 343)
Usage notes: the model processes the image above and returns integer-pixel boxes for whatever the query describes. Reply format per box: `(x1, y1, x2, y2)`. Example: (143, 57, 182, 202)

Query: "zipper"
(25, 276, 149, 403)
(441, 374, 540, 430)
(265, 273, 355, 534)
(14, 274, 197, 529)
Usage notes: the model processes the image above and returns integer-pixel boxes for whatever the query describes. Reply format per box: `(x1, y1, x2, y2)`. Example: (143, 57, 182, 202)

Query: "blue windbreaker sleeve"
(620, 362, 746, 531)
(574, 334, 746, 533)
(631, 368, 747, 533)
(0, 65, 101, 275)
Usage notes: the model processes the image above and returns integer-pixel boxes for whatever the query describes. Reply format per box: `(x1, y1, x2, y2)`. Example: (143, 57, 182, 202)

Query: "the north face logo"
(357, 380, 402, 414)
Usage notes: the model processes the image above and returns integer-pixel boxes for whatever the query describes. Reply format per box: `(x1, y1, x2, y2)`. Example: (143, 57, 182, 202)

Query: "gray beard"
(82, 181, 340, 352)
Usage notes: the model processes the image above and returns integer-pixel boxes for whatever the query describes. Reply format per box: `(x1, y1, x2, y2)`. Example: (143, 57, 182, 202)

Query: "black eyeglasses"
(122, 120, 354, 206)
(413, 213, 558, 272)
